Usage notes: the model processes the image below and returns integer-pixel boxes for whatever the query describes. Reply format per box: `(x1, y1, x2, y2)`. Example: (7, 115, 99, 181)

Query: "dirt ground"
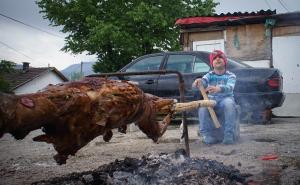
(0, 117, 299, 185)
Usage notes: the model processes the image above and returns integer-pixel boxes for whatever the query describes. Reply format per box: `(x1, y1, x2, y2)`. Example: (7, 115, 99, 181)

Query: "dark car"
(118, 51, 285, 123)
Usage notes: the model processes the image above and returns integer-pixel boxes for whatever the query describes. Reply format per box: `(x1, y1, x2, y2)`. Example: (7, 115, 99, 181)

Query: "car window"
(194, 57, 210, 73)
(165, 55, 194, 73)
(125, 56, 163, 72)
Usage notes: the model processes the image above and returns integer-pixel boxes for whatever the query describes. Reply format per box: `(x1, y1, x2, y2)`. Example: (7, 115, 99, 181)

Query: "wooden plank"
(273, 25, 300, 37)
(225, 24, 271, 61)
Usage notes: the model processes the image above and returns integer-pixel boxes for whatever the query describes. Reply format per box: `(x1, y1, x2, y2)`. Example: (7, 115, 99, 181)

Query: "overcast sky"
(0, 0, 299, 70)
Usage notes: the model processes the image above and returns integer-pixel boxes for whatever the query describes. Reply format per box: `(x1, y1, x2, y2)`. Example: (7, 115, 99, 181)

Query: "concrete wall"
(272, 25, 300, 117)
(14, 72, 64, 95)
(273, 94, 300, 117)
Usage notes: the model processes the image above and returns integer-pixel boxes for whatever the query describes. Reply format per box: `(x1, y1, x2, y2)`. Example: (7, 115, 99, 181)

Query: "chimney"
(22, 62, 30, 72)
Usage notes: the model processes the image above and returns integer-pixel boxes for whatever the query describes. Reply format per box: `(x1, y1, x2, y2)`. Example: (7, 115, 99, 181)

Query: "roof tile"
(3, 67, 68, 90)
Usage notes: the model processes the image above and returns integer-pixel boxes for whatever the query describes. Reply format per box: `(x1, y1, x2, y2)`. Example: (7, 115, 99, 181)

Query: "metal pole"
(178, 79, 190, 157)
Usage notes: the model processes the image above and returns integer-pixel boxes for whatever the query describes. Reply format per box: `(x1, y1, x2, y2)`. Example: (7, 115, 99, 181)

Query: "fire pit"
(33, 149, 251, 185)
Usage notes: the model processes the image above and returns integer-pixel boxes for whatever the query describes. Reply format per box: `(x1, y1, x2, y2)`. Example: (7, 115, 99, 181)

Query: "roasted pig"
(0, 77, 214, 164)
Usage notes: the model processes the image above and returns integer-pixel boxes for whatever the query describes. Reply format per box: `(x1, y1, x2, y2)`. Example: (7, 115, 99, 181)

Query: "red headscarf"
(209, 50, 227, 67)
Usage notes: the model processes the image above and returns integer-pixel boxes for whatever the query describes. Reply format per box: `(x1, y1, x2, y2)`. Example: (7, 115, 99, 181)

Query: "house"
(175, 10, 300, 116)
(3, 62, 68, 95)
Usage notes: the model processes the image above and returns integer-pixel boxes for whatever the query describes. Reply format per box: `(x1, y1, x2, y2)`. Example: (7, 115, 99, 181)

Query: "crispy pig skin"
(0, 77, 174, 164)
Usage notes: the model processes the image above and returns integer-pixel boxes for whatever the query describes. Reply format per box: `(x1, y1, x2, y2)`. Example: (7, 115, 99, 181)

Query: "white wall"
(273, 36, 300, 93)
(241, 60, 270, 68)
(193, 39, 225, 52)
(14, 72, 64, 95)
(272, 35, 300, 117)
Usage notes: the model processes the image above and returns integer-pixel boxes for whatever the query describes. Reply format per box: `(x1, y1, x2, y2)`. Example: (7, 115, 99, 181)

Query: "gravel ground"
(0, 117, 299, 185)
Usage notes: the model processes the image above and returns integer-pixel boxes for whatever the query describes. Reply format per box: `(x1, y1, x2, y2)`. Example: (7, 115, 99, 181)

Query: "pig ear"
(20, 97, 35, 108)
(87, 91, 99, 101)
(157, 114, 172, 136)
(33, 134, 54, 144)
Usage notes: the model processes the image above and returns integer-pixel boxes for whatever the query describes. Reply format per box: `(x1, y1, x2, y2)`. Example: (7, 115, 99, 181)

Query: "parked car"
(118, 51, 285, 123)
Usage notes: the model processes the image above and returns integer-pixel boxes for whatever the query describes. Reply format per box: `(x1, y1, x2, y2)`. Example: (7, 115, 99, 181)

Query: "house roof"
(175, 10, 277, 28)
(3, 67, 68, 91)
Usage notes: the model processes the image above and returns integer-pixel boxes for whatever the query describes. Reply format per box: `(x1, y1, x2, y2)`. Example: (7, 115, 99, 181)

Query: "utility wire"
(0, 40, 50, 67)
(0, 40, 34, 60)
(0, 13, 64, 38)
(277, 0, 289, 12)
(264, 0, 272, 9)
(280, 0, 290, 11)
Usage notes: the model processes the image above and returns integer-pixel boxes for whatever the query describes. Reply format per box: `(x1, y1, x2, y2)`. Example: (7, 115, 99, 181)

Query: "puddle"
(253, 138, 276, 142)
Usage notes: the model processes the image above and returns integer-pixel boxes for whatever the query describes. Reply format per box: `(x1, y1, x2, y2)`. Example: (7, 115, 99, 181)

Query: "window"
(165, 55, 194, 73)
(125, 56, 163, 72)
(194, 57, 210, 73)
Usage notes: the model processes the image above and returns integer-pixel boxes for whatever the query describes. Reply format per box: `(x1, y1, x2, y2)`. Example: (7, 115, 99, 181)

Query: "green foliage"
(0, 76, 10, 92)
(0, 60, 15, 73)
(0, 60, 15, 92)
(37, 0, 217, 72)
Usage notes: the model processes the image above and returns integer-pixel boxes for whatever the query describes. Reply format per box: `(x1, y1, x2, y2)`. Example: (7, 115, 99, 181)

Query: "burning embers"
(32, 150, 251, 185)
(0, 78, 215, 165)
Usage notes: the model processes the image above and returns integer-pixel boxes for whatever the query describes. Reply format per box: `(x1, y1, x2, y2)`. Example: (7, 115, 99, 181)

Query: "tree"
(37, 0, 217, 72)
(0, 60, 15, 92)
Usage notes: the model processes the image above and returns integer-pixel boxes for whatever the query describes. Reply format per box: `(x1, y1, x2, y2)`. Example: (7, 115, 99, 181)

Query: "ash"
(33, 149, 251, 185)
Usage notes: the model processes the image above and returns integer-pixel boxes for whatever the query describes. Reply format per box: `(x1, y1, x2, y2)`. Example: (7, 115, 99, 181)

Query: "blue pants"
(198, 96, 237, 141)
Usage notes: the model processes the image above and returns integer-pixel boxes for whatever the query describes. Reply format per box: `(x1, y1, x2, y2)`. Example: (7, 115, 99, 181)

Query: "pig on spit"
(0, 77, 215, 164)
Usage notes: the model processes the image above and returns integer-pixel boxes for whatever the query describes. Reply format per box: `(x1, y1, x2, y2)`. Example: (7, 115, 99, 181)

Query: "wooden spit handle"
(198, 83, 221, 128)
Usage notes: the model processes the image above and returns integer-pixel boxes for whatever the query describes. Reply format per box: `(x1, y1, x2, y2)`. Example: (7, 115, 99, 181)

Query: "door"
(193, 39, 225, 52)
(122, 55, 164, 95)
(156, 54, 210, 101)
(273, 36, 300, 93)
(272, 36, 300, 117)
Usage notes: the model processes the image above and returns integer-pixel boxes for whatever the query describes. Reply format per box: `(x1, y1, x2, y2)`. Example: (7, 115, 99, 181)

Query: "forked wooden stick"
(198, 84, 221, 128)
(173, 100, 216, 113)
